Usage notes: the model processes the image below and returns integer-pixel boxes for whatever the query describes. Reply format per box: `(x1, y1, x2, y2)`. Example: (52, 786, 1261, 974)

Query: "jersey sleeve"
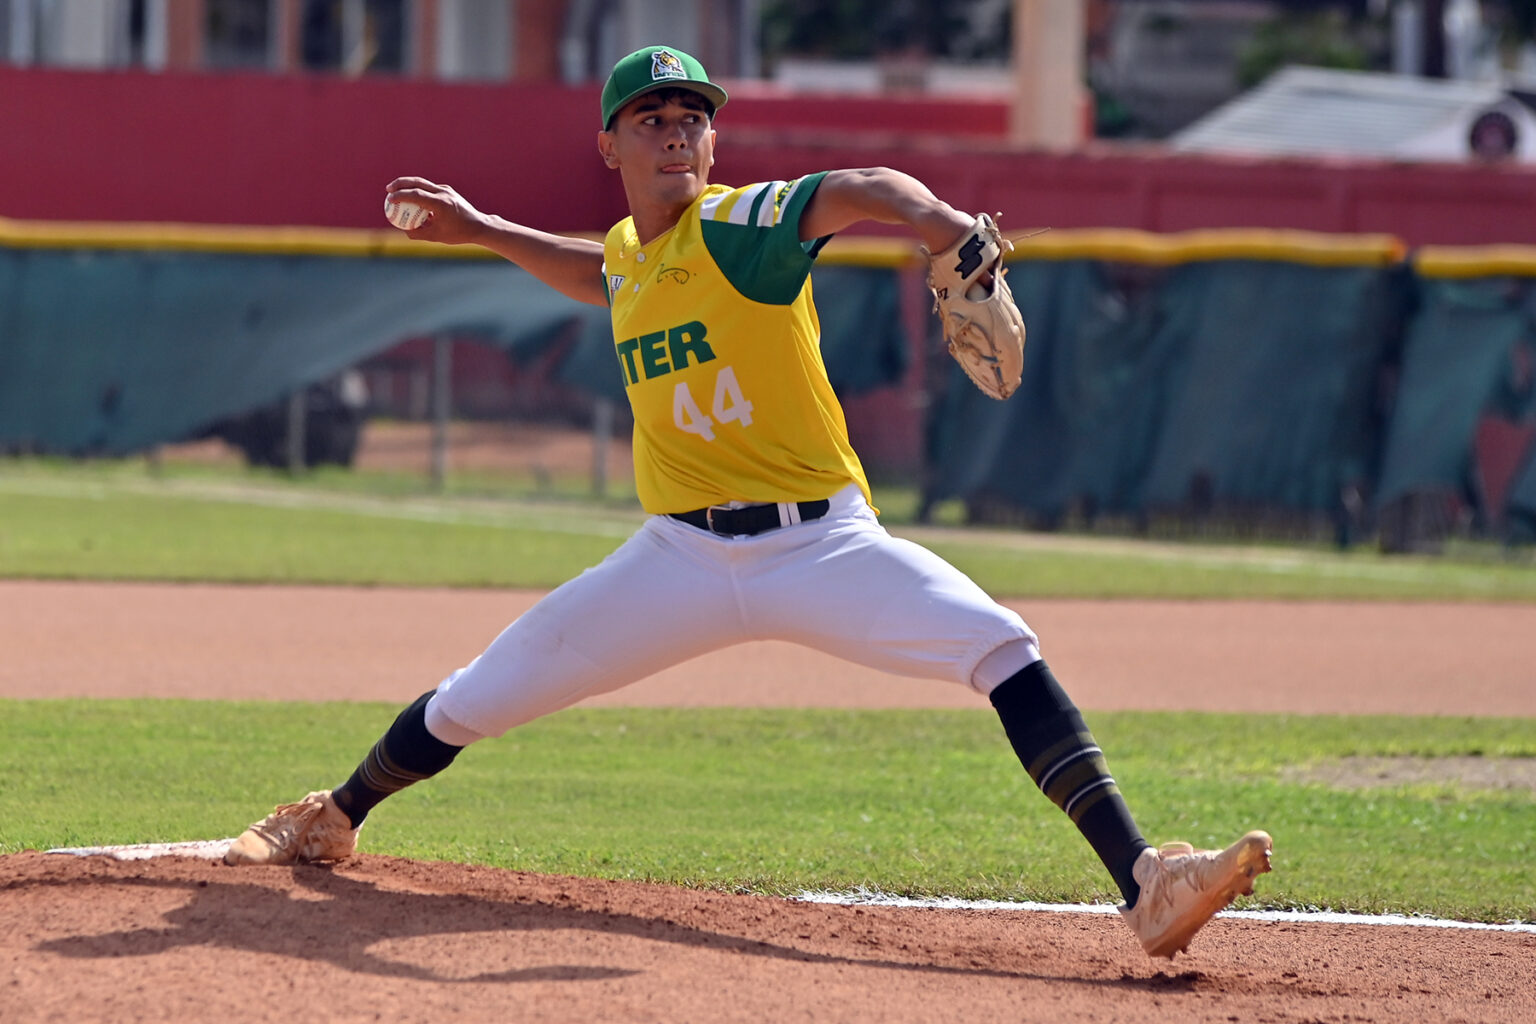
(698, 171, 831, 306)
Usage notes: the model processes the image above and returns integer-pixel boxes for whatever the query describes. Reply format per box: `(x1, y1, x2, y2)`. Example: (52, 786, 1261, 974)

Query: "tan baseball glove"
(923, 213, 1026, 400)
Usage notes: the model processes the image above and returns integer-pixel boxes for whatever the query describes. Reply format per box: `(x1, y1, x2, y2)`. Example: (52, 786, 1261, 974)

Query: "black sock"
(331, 690, 463, 829)
(989, 660, 1150, 906)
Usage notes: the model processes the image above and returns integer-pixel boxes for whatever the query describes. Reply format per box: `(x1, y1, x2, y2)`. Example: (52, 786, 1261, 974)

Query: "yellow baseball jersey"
(603, 172, 873, 514)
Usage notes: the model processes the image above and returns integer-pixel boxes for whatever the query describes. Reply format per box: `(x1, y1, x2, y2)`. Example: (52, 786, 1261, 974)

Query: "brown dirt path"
(3, 580, 1533, 715)
(4, 580, 1534, 1023)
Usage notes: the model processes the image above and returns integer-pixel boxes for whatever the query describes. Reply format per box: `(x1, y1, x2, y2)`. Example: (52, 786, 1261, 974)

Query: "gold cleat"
(1119, 830, 1272, 959)
(223, 790, 359, 866)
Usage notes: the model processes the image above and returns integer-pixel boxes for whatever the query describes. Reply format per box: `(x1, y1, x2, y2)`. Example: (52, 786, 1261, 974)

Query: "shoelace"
(252, 799, 322, 845)
(1141, 843, 1220, 913)
(1139, 858, 1176, 912)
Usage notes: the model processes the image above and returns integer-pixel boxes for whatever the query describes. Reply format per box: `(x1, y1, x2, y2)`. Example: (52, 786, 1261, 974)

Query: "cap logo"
(651, 49, 686, 81)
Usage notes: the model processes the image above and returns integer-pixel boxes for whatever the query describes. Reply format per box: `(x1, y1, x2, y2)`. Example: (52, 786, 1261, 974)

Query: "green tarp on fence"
(925, 257, 1406, 523)
(1375, 276, 1536, 516)
(5, 223, 1534, 545)
(0, 246, 905, 455)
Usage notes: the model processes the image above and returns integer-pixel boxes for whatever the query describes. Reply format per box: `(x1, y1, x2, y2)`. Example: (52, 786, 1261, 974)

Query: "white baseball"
(384, 198, 429, 231)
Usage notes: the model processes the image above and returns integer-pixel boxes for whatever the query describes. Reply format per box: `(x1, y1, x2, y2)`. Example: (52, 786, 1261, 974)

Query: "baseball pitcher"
(227, 45, 1270, 961)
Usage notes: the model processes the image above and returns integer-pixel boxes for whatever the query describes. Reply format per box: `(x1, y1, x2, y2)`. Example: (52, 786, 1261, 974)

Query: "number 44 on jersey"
(673, 366, 753, 441)
(613, 319, 754, 441)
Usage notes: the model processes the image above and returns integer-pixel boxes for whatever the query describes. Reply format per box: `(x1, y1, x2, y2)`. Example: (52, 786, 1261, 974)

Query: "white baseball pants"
(427, 483, 1038, 743)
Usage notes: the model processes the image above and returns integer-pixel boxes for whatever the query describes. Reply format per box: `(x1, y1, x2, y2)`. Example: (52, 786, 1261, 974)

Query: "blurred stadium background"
(3, 0, 1535, 552)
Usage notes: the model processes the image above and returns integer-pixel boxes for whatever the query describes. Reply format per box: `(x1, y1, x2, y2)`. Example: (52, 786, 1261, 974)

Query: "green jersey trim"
(698, 171, 830, 306)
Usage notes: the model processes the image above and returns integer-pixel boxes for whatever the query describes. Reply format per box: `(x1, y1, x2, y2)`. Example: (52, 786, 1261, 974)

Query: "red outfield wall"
(5, 66, 1535, 244)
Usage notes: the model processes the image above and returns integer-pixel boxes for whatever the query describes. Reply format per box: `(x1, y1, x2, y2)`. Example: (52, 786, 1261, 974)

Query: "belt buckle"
(704, 505, 732, 535)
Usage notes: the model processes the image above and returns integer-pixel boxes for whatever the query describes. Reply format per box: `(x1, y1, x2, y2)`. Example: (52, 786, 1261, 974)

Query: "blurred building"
(0, 0, 760, 81)
(12, 1, 1536, 146)
(1174, 64, 1536, 162)
(1089, 0, 1277, 137)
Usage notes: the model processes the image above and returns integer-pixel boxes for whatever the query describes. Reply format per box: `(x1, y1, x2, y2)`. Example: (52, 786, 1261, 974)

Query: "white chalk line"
(42, 843, 1535, 935)
(795, 888, 1536, 934)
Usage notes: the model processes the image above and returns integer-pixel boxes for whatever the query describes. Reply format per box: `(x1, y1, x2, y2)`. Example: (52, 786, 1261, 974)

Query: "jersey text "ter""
(615, 320, 715, 385)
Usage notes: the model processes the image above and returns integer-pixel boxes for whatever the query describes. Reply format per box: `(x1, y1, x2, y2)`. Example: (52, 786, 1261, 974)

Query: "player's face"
(598, 92, 716, 210)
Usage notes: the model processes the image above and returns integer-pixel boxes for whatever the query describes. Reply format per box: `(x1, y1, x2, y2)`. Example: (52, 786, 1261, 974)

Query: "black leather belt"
(668, 499, 830, 537)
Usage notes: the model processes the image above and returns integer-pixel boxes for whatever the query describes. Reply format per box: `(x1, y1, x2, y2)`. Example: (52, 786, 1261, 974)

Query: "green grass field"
(2, 456, 1533, 924)
(4, 456, 1534, 599)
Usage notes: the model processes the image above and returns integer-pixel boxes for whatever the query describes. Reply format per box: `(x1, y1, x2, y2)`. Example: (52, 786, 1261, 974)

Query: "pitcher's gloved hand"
(923, 213, 1026, 400)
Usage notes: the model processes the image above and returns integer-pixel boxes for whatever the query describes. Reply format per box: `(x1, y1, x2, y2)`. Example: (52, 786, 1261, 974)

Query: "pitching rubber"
(47, 839, 234, 861)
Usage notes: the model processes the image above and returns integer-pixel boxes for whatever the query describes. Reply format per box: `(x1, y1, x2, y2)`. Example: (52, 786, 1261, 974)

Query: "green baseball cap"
(600, 45, 729, 129)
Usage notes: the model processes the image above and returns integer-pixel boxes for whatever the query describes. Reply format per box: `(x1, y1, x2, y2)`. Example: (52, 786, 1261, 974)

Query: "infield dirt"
(5, 846, 1533, 1024)
(3, 579, 1534, 1021)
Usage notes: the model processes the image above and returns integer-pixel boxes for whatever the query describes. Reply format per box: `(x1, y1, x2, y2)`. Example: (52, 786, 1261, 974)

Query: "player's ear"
(708, 128, 717, 165)
(597, 130, 620, 169)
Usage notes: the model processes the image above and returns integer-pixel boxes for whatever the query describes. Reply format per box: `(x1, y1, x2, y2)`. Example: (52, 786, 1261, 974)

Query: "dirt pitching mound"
(3, 850, 1530, 1023)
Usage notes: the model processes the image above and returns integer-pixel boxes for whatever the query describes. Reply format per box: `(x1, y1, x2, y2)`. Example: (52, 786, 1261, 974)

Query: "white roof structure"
(1170, 65, 1536, 163)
